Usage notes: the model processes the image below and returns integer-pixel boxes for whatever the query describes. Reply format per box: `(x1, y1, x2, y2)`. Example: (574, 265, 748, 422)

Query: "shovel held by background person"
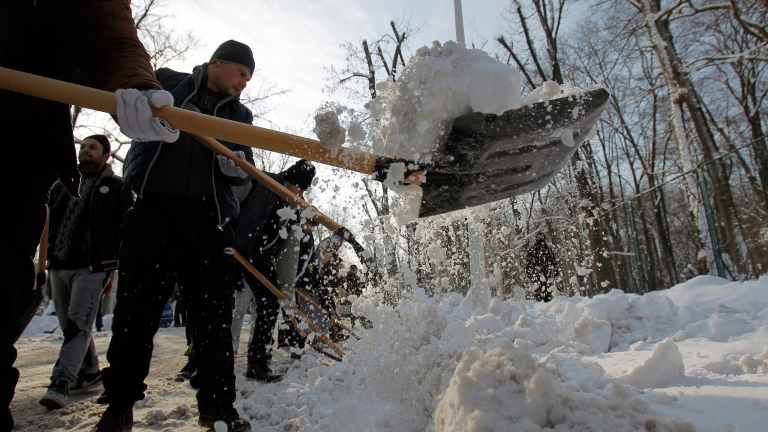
(233, 251, 346, 360)
(0, 67, 609, 218)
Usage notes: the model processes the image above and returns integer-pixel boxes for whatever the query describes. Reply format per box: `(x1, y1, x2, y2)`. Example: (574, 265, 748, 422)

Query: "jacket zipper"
(212, 96, 233, 230)
(86, 172, 109, 272)
(139, 69, 200, 199)
(141, 66, 236, 229)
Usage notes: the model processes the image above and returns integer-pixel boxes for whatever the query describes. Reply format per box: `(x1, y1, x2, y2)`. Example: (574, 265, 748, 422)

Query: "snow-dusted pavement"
(12, 275, 768, 431)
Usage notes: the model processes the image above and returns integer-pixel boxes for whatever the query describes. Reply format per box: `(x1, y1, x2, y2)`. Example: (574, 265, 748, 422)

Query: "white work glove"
(217, 150, 248, 179)
(279, 286, 296, 310)
(115, 89, 180, 142)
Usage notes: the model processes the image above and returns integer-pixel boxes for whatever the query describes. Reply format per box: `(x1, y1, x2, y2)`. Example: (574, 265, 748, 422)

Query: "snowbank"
(226, 275, 767, 431)
(19, 275, 767, 432)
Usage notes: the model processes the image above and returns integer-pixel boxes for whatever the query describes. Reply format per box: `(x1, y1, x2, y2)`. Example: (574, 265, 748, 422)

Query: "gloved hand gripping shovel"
(0, 67, 609, 218)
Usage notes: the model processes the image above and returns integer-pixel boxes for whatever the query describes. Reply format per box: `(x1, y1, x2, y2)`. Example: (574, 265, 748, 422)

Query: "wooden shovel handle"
(190, 133, 340, 232)
(289, 315, 307, 339)
(233, 251, 345, 359)
(0, 67, 377, 174)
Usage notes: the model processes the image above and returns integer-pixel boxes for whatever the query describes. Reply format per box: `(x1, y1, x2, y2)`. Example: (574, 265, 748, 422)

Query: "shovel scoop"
(372, 88, 610, 217)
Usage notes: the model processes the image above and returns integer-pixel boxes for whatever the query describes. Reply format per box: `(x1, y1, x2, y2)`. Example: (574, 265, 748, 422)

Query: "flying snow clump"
(369, 40, 523, 160)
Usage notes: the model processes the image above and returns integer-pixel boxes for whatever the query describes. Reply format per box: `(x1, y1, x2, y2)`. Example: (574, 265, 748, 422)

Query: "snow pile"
(369, 40, 522, 160)
(225, 275, 768, 432)
(434, 342, 556, 432)
(523, 81, 600, 105)
(18, 275, 768, 431)
(617, 338, 685, 389)
(21, 313, 59, 337)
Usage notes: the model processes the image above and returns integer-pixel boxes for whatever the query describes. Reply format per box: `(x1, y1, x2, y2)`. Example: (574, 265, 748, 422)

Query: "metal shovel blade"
(373, 88, 610, 218)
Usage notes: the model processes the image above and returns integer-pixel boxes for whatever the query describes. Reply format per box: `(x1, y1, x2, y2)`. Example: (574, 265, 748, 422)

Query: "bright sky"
(162, 0, 514, 135)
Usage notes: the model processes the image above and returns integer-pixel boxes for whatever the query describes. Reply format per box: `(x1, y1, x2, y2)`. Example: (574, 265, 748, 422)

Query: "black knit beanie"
(84, 134, 110, 155)
(210, 40, 255, 74)
(284, 159, 316, 190)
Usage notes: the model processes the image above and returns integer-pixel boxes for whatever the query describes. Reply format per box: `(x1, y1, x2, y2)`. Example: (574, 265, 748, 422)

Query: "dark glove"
(334, 226, 355, 241)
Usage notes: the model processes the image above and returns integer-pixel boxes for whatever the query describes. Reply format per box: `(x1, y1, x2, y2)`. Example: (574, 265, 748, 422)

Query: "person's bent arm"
(75, 0, 160, 92)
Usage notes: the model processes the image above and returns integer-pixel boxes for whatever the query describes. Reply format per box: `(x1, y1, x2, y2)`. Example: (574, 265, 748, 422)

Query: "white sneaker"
(39, 379, 69, 409)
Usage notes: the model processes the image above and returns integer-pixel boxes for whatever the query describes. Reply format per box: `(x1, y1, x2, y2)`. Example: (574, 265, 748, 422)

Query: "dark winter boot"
(89, 403, 133, 432)
(175, 351, 196, 382)
(96, 389, 110, 405)
(198, 406, 251, 431)
(245, 354, 283, 382)
(174, 361, 196, 382)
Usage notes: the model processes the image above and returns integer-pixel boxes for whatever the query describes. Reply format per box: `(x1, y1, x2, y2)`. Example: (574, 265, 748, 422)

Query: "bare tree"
(496, 0, 618, 292)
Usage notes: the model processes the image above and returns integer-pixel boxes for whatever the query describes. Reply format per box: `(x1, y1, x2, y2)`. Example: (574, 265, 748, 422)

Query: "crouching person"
(232, 160, 316, 382)
(39, 136, 133, 409)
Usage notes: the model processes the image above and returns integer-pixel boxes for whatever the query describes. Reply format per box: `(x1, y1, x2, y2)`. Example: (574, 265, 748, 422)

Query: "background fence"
(573, 137, 768, 296)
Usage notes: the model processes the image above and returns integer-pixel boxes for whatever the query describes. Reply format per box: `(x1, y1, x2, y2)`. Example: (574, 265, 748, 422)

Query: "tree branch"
(516, 1, 548, 82)
(362, 40, 377, 99)
(496, 36, 537, 88)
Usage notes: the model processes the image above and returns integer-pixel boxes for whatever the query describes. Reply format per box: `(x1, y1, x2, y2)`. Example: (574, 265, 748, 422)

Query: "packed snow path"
(14, 275, 768, 431)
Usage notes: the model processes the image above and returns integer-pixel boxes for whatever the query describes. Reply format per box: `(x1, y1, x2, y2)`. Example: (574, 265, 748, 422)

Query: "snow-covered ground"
(14, 275, 768, 431)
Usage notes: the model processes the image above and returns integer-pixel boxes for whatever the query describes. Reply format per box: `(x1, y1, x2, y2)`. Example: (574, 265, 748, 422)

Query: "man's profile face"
(78, 138, 109, 172)
(286, 181, 305, 199)
(209, 61, 252, 95)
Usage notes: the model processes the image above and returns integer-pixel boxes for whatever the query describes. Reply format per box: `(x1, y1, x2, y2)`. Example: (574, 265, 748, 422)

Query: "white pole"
(455, 0, 487, 308)
(454, 0, 466, 45)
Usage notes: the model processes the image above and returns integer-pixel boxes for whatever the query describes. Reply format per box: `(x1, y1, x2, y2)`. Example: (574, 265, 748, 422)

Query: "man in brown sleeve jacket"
(0, 1, 177, 430)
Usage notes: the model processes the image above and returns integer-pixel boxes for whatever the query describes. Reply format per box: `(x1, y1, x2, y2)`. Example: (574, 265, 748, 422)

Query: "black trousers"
(101, 197, 236, 412)
(533, 280, 554, 302)
(278, 310, 306, 350)
(0, 177, 52, 430)
(239, 261, 280, 359)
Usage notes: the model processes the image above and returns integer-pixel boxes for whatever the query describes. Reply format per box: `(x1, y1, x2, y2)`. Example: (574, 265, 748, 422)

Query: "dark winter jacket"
(123, 65, 255, 227)
(297, 260, 337, 311)
(296, 237, 345, 310)
(525, 239, 560, 283)
(0, 0, 161, 197)
(48, 165, 134, 273)
(232, 172, 299, 261)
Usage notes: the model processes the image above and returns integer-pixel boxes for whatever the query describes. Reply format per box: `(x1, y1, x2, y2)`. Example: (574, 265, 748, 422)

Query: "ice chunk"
(347, 121, 367, 143)
(561, 128, 575, 147)
(313, 110, 346, 149)
(277, 206, 297, 221)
